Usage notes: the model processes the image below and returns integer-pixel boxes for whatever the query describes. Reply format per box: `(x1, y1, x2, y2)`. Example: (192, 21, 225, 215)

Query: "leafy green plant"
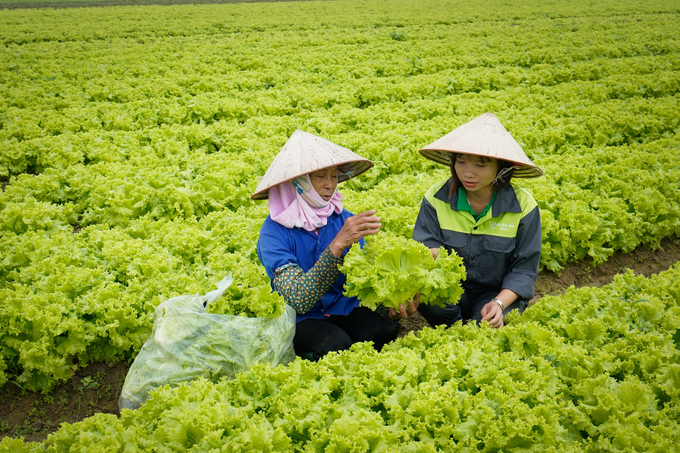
(340, 232, 466, 310)
(77, 376, 99, 394)
(3, 263, 680, 451)
(1, 0, 679, 399)
(389, 30, 408, 41)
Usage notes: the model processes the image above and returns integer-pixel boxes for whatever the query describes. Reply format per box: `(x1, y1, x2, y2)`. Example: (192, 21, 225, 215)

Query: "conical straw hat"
(419, 112, 543, 178)
(251, 130, 373, 200)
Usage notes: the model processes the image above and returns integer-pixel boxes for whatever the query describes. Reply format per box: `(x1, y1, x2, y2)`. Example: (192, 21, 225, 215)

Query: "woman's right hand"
(329, 210, 382, 257)
(388, 293, 420, 320)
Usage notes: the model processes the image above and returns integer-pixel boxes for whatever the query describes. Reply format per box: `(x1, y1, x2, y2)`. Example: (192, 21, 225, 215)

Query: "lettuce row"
(3, 263, 678, 452)
(3, 77, 678, 182)
(2, 3, 679, 179)
(1, 0, 676, 46)
(0, 208, 284, 391)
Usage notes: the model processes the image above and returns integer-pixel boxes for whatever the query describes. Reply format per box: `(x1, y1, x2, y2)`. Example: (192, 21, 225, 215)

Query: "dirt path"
(1, 237, 679, 443)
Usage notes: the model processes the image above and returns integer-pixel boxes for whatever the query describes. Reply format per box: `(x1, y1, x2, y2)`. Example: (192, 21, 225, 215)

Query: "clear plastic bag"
(119, 275, 296, 410)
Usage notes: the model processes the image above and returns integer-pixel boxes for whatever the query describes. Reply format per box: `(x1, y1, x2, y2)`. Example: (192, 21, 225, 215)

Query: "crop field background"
(1, 0, 679, 450)
(0, 0, 301, 9)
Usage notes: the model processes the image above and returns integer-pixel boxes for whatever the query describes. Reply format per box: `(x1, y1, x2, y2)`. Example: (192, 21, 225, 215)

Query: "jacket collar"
(434, 179, 522, 217)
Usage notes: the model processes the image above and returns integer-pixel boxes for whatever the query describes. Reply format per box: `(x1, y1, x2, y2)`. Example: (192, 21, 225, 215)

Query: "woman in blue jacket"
(253, 130, 417, 361)
(413, 113, 543, 329)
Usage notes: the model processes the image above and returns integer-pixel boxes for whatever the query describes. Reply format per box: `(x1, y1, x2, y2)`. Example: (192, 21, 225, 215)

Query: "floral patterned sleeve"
(272, 247, 344, 314)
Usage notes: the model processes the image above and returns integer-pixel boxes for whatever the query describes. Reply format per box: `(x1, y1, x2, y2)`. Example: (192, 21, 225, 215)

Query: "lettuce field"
(1, 0, 679, 450)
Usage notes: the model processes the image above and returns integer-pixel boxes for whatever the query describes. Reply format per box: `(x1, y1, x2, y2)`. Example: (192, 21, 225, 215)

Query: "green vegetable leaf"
(340, 232, 466, 310)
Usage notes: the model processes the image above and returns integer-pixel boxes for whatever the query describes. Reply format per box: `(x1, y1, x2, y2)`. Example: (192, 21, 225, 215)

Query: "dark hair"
(448, 153, 514, 198)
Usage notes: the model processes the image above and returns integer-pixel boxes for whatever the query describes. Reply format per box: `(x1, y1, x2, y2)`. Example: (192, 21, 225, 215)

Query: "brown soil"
(0, 363, 128, 443)
(1, 237, 679, 444)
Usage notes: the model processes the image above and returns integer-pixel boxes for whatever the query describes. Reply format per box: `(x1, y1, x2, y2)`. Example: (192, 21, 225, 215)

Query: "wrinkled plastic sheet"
(119, 275, 295, 410)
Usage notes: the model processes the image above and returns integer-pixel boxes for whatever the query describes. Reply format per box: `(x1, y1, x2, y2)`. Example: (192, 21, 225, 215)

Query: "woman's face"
(309, 167, 339, 202)
(454, 154, 499, 194)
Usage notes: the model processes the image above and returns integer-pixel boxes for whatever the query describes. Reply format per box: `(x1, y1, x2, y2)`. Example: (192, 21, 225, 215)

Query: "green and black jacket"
(413, 179, 542, 301)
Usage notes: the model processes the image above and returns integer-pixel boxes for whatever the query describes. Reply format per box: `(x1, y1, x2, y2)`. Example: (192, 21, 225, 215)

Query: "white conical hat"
(419, 112, 543, 178)
(251, 130, 373, 200)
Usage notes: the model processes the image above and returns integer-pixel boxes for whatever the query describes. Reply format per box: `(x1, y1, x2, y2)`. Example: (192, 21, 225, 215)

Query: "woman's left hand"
(388, 293, 420, 320)
(480, 301, 504, 328)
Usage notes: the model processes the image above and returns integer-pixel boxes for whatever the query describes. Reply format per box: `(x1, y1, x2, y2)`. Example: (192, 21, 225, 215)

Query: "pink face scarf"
(268, 174, 344, 232)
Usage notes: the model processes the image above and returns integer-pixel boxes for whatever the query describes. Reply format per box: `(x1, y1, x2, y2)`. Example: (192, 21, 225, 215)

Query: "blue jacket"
(257, 210, 362, 322)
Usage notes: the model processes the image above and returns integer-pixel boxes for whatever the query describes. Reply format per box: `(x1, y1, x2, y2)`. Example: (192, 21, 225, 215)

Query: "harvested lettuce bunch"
(340, 232, 466, 310)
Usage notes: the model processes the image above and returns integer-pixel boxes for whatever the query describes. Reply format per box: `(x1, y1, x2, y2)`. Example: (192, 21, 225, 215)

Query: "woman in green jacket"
(413, 113, 543, 329)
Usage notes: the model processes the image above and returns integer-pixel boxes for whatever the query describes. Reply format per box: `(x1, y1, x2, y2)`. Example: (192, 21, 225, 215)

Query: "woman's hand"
(481, 290, 517, 328)
(329, 210, 382, 257)
(480, 301, 504, 328)
(388, 293, 420, 320)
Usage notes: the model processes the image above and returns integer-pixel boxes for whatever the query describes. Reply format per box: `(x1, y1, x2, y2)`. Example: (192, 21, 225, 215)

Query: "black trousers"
(418, 288, 528, 328)
(294, 307, 399, 361)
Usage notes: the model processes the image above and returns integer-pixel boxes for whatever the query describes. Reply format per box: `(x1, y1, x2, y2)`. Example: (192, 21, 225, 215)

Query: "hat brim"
(251, 129, 374, 200)
(417, 113, 543, 179)
(419, 149, 544, 179)
(251, 160, 373, 200)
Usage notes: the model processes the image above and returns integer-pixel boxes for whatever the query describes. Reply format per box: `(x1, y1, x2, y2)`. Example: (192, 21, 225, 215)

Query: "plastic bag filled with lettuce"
(119, 275, 295, 410)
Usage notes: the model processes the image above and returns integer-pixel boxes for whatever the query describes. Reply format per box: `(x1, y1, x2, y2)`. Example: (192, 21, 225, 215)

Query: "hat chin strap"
(491, 166, 514, 186)
(292, 175, 336, 209)
(339, 167, 354, 178)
